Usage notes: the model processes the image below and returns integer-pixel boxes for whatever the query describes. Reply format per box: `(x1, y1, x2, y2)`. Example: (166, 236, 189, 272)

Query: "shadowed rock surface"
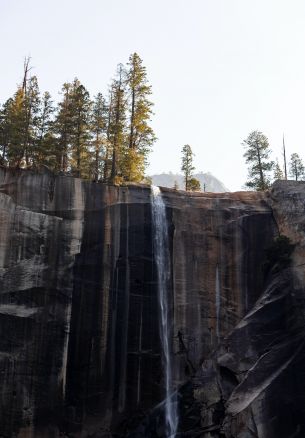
(0, 168, 304, 437)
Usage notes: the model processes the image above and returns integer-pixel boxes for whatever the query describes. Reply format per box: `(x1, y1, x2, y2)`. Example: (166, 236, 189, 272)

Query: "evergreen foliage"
(0, 54, 155, 183)
(289, 153, 304, 181)
(243, 131, 274, 191)
(91, 93, 107, 181)
(124, 53, 156, 180)
(188, 177, 201, 191)
(69, 79, 92, 177)
(0, 91, 26, 166)
(52, 82, 73, 172)
(181, 144, 195, 191)
(34, 92, 55, 167)
(273, 159, 284, 181)
(108, 64, 128, 182)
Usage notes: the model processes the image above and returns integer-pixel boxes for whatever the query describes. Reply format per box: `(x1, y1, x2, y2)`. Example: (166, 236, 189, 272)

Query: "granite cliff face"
(0, 168, 304, 437)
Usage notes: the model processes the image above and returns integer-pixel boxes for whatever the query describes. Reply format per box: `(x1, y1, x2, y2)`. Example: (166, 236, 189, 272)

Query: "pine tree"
(23, 75, 41, 166)
(102, 89, 114, 182)
(54, 81, 106, 178)
(91, 93, 108, 181)
(289, 153, 305, 181)
(1, 89, 27, 166)
(38, 79, 92, 177)
(243, 131, 274, 191)
(109, 65, 127, 182)
(273, 159, 284, 181)
(0, 99, 14, 165)
(54, 82, 74, 172)
(34, 91, 56, 167)
(0, 55, 157, 180)
(120, 147, 146, 182)
(69, 79, 92, 177)
(124, 53, 156, 181)
(181, 144, 195, 191)
(2, 58, 41, 167)
(0, 71, 40, 167)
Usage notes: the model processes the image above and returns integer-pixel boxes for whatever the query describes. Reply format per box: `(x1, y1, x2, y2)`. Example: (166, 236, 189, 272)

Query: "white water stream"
(151, 186, 178, 438)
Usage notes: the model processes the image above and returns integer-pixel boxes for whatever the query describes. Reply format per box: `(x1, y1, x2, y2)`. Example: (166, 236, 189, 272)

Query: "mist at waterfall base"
(151, 186, 178, 437)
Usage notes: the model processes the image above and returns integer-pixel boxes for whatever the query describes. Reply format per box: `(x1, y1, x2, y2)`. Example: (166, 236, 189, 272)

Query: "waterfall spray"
(151, 186, 178, 437)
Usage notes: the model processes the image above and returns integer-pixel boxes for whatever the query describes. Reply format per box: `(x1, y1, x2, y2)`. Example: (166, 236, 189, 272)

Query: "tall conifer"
(91, 93, 107, 181)
(289, 153, 305, 181)
(54, 82, 73, 172)
(243, 131, 274, 191)
(34, 91, 55, 167)
(181, 144, 195, 191)
(124, 53, 156, 181)
(109, 65, 127, 182)
(69, 79, 92, 177)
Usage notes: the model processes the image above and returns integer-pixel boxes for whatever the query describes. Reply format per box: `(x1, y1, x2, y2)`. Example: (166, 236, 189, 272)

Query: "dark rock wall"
(165, 190, 276, 393)
(0, 169, 161, 437)
(186, 182, 305, 438)
(0, 168, 299, 438)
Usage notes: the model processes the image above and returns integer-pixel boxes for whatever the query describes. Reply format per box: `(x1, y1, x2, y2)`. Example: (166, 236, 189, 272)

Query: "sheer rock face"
(185, 181, 305, 438)
(0, 168, 303, 437)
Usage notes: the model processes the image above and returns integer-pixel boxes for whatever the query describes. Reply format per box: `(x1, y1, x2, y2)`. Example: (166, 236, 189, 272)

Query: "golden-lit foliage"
(0, 54, 156, 184)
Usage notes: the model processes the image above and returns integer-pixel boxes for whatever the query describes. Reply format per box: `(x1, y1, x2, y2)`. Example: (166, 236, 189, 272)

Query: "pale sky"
(2, 0, 305, 190)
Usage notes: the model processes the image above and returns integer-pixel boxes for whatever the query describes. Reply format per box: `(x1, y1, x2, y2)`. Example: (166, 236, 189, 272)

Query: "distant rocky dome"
(150, 172, 229, 192)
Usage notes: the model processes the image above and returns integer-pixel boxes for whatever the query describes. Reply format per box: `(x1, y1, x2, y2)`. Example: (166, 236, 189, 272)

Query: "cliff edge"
(0, 168, 303, 437)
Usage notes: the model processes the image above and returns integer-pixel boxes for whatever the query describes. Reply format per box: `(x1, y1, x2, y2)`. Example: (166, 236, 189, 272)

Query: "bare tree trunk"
(283, 134, 287, 180)
(22, 57, 31, 95)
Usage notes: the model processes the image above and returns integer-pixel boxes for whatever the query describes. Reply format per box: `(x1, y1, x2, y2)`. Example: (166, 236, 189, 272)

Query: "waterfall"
(151, 186, 178, 438)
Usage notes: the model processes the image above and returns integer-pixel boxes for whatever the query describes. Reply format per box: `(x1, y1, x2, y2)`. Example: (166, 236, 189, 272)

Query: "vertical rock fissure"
(151, 186, 178, 437)
(137, 301, 143, 406)
(118, 201, 130, 413)
(215, 264, 221, 340)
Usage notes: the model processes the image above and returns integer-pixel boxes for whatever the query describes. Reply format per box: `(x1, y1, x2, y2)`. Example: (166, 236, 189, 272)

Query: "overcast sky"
(2, 0, 305, 190)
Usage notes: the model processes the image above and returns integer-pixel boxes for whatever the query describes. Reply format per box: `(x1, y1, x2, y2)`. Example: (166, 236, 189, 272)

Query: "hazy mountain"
(150, 172, 229, 192)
